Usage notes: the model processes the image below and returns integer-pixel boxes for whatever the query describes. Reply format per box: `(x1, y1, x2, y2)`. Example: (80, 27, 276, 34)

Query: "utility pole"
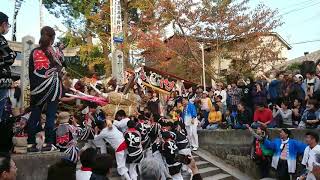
(12, 0, 23, 41)
(201, 43, 206, 91)
(39, 0, 43, 29)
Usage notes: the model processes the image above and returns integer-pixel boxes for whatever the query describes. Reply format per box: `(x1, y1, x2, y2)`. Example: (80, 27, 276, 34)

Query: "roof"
(165, 32, 292, 50)
(267, 32, 292, 50)
(287, 49, 320, 65)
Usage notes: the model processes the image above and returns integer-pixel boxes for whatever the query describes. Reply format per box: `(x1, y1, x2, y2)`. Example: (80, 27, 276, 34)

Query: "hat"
(0, 12, 8, 24)
(203, 91, 208, 94)
(295, 74, 303, 80)
(57, 112, 71, 124)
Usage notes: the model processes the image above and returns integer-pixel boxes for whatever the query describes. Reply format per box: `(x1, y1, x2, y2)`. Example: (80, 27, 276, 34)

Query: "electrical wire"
(291, 39, 320, 45)
(278, 1, 320, 17)
(279, 0, 316, 11)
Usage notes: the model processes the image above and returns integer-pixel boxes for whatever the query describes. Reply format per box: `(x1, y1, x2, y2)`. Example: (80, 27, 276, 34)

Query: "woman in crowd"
(252, 83, 267, 108)
(206, 104, 222, 130)
(27, 26, 63, 152)
(273, 101, 293, 128)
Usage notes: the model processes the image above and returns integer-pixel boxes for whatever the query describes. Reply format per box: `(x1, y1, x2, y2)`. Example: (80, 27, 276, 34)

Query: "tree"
(133, 0, 282, 83)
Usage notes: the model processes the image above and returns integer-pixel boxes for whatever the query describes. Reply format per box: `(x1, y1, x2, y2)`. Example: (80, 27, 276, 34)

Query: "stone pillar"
(21, 36, 35, 109)
(113, 49, 124, 86)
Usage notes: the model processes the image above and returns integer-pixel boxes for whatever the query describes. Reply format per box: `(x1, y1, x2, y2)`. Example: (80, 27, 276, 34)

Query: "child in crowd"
(221, 109, 233, 129)
(300, 99, 320, 129)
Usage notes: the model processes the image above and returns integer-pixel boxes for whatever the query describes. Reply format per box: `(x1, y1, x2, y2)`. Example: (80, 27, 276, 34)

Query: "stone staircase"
(192, 154, 235, 180)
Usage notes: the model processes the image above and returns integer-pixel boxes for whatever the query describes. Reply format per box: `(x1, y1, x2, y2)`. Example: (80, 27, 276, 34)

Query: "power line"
(291, 39, 320, 45)
(278, 1, 320, 17)
(279, 0, 316, 11)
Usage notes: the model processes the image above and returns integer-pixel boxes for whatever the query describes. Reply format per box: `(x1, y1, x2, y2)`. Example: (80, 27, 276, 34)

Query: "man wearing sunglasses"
(0, 12, 16, 122)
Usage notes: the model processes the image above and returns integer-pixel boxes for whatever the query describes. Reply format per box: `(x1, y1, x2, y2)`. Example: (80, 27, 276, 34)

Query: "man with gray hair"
(140, 157, 203, 180)
(140, 158, 163, 180)
(312, 153, 320, 179)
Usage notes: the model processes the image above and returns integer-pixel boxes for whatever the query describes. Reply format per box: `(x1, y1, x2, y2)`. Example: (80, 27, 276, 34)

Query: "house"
(144, 32, 292, 78)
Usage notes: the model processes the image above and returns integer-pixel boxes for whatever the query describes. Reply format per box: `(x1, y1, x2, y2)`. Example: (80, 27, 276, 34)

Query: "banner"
(112, 0, 124, 43)
(138, 67, 177, 93)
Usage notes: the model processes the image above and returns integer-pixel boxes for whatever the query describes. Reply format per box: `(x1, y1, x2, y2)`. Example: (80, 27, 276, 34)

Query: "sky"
(0, 0, 319, 60)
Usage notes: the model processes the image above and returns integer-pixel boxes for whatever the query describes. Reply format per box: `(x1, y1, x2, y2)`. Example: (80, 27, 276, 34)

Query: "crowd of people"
(1, 10, 320, 180)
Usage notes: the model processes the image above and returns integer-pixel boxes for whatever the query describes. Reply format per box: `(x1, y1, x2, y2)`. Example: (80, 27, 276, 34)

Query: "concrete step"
(196, 160, 211, 169)
(198, 167, 221, 178)
(193, 155, 201, 161)
(203, 173, 234, 180)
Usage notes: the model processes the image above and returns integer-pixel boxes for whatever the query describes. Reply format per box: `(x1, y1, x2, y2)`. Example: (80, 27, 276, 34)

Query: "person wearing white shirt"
(94, 120, 131, 180)
(76, 148, 96, 180)
(299, 132, 320, 180)
(114, 110, 130, 133)
(214, 83, 227, 105)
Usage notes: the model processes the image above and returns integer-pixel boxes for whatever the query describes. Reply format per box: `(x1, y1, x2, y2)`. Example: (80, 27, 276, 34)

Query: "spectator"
(273, 101, 293, 128)
(76, 148, 97, 180)
(227, 83, 242, 110)
(292, 99, 305, 127)
(182, 97, 198, 151)
(0, 153, 17, 180)
(147, 92, 160, 116)
(302, 73, 320, 100)
(247, 125, 272, 178)
(234, 103, 252, 129)
(215, 95, 226, 115)
(251, 103, 274, 129)
(214, 83, 227, 106)
(287, 74, 305, 104)
(48, 158, 76, 180)
(206, 105, 222, 130)
(90, 154, 113, 180)
(200, 91, 212, 128)
(299, 132, 320, 180)
(300, 99, 320, 129)
(263, 128, 306, 180)
(0, 12, 16, 121)
(139, 158, 163, 180)
(238, 78, 253, 109)
(265, 73, 281, 105)
(221, 108, 233, 129)
(252, 83, 267, 108)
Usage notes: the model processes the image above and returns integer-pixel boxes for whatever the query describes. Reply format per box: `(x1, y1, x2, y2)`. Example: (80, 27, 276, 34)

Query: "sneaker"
(192, 147, 198, 151)
(41, 144, 58, 152)
(27, 144, 40, 153)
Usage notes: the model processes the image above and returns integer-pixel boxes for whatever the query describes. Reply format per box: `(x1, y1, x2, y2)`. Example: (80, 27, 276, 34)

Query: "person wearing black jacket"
(27, 26, 63, 152)
(0, 12, 16, 121)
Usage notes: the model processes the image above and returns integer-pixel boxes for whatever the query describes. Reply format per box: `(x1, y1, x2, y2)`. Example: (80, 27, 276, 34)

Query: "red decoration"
(33, 50, 50, 71)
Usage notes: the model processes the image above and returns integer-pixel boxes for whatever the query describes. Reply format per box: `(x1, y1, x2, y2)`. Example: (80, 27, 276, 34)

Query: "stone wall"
(198, 129, 319, 178)
(12, 152, 63, 180)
